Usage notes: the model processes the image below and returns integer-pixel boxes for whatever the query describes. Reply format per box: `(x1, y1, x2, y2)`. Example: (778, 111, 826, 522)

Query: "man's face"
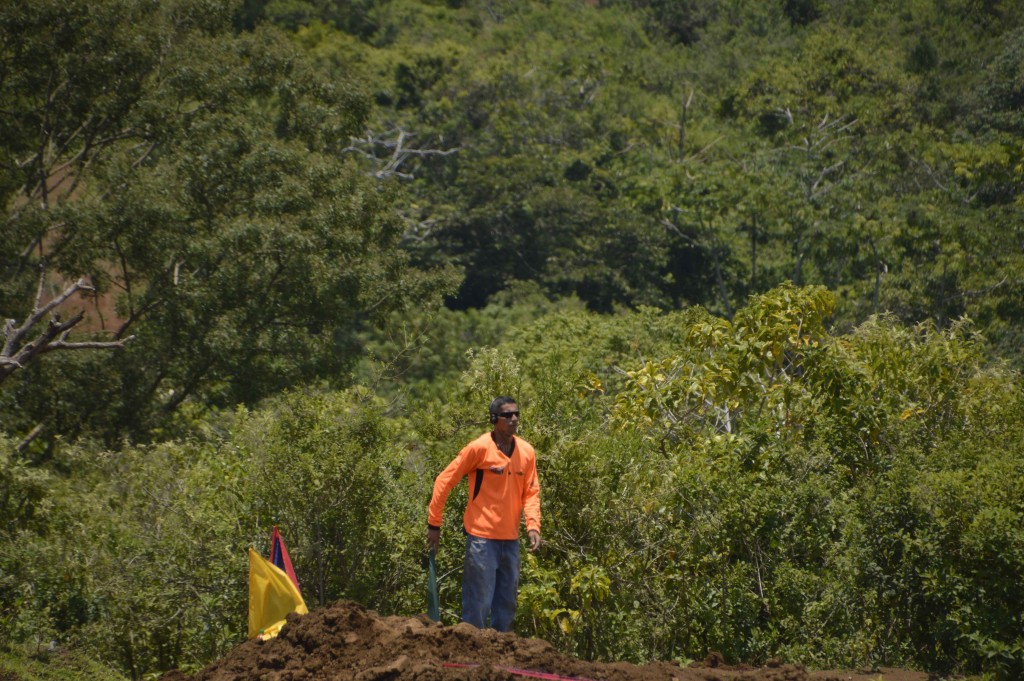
(493, 402, 519, 437)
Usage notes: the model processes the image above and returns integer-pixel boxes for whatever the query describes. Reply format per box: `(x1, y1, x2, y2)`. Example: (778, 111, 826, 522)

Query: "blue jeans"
(462, 534, 520, 631)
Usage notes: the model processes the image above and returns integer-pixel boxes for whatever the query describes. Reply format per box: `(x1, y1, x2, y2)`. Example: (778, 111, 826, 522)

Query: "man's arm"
(426, 442, 481, 551)
(522, 454, 542, 552)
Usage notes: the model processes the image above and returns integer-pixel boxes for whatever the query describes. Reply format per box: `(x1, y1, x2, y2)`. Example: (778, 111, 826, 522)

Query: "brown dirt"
(159, 600, 940, 681)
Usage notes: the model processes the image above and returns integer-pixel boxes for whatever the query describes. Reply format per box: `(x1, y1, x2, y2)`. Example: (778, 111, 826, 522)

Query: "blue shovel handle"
(427, 549, 440, 622)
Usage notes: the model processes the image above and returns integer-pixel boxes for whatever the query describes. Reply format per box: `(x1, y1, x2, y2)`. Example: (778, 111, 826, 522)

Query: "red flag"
(268, 525, 300, 593)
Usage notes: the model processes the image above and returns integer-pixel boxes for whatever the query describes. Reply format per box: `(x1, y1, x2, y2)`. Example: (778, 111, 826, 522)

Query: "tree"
(0, 0, 457, 445)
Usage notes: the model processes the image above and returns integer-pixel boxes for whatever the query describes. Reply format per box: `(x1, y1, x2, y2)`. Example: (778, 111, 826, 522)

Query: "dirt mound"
(160, 600, 931, 681)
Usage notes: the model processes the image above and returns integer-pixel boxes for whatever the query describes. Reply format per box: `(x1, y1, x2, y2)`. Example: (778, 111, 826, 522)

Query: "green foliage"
(597, 285, 1024, 675)
(0, 645, 128, 681)
(5, 285, 1024, 679)
(0, 0, 458, 446)
(235, 388, 425, 612)
(275, 0, 1024, 369)
(0, 390, 429, 678)
(352, 283, 573, 402)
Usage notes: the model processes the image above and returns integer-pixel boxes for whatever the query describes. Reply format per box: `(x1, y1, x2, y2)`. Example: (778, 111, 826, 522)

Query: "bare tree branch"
(15, 423, 45, 454)
(943, 277, 1009, 302)
(343, 127, 459, 181)
(1, 270, 135, 384)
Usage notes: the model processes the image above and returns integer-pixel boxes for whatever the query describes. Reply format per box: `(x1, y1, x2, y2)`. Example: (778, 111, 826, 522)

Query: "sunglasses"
(496, 411, 520, 419)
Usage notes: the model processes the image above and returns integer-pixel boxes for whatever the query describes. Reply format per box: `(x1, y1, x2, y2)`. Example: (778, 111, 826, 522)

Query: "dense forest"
(2, 0, 1023, 679)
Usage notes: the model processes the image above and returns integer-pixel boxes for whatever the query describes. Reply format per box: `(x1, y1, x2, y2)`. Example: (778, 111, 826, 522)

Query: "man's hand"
(527, 529, 542, 552)
(426, 527, 441, 553)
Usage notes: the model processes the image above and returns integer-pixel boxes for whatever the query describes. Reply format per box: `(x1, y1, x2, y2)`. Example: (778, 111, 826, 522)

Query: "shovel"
(427, 548, 440, 622)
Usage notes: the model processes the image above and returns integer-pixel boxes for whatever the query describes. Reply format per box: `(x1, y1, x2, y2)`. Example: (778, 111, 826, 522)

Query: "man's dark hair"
(489, 395, 517, 421)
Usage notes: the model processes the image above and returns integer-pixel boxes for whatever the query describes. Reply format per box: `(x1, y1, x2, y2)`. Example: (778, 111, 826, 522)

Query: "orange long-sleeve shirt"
(428, 432, 541, 540)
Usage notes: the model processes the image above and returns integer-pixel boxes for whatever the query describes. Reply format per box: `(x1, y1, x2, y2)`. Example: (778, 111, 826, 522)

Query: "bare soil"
(160, 600, 940, 681)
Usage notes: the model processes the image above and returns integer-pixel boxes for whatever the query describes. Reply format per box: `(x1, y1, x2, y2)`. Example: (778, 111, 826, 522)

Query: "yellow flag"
(248, 547, 308, 639)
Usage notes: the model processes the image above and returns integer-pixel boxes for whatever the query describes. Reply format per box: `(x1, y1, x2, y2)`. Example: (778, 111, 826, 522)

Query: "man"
(426, 396, 542, 631)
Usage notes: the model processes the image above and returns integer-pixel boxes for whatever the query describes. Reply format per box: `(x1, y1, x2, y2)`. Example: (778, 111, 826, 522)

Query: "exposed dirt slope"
(159, 600, 934, 681)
